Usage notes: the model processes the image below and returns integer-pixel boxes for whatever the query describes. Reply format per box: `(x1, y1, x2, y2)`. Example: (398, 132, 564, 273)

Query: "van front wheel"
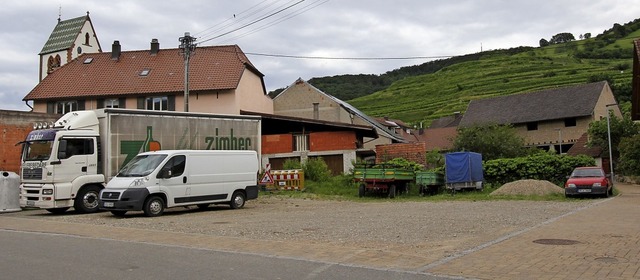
(230, 191, 246, 209)
(143, 196, 165, 217)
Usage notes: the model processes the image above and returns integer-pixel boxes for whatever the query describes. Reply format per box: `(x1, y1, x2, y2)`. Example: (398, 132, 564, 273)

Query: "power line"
(199, 0, 306, 45)
(216, 0, 329, 44)
(242, 51, 454, 60)
(194, 0, 279, 40)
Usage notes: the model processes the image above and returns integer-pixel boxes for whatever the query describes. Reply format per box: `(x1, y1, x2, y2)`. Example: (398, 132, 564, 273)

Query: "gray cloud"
(1, 0, 638, 111)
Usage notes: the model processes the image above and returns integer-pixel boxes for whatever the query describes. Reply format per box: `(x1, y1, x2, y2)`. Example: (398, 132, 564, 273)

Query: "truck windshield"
(23, 141, 54, 161)
(117, 154, 167, 177)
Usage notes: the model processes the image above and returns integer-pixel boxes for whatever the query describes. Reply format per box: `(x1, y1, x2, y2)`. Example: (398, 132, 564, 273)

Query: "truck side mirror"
(57, 140, 68, 159)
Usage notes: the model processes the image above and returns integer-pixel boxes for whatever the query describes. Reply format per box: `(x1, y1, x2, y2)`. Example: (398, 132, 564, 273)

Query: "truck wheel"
(143, 196, 165, 217)
(110, 210, 127, 217)
(229, 191, 246, 209)
(74, 185, 101, 213)
(388, 185, 396, 199)
(46, 207, 69, 214)
(358, 184, 366, 197)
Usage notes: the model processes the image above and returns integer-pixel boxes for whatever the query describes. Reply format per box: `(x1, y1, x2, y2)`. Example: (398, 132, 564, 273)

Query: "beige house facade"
(273, 78, 405, 155)
(460, 81, 622, 154)
(25, 41, 273, 115)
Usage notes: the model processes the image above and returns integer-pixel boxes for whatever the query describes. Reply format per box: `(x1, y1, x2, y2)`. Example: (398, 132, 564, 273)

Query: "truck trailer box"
(445, 152, 484, 191)
(99, 150, 259, 217)
(19, 108, 261, 214)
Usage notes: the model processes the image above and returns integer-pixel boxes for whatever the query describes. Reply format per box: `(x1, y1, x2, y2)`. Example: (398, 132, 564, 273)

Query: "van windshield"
(117, 154, 167, 177)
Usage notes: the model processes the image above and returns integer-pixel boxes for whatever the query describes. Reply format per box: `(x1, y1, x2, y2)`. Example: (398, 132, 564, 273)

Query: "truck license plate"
(103, 202, 114, 207)
(578, 189, 591, 193)
(26, 201, 35, 206)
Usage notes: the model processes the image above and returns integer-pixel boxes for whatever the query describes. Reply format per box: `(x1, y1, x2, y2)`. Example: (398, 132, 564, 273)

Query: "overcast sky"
(1, 0, 639, 111)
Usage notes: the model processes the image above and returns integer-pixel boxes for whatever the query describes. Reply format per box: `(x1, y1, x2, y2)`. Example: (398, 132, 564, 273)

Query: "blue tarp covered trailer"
(445, 152, 484, 191)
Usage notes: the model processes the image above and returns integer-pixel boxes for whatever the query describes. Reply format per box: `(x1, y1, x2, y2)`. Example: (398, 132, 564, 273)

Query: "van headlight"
(129, 177, 149, 187)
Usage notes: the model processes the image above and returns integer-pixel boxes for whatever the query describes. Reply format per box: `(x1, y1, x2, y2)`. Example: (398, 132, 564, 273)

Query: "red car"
(564, 167, 613, 198)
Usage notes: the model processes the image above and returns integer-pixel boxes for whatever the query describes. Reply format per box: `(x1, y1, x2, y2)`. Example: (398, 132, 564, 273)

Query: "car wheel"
(143, 196, 165, 217)
(229, 191, 246, 209)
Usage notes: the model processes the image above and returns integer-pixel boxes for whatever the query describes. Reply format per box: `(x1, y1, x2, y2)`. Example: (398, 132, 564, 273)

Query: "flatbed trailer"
(415, 171, 445, 195)
(353, 164, 414, 198)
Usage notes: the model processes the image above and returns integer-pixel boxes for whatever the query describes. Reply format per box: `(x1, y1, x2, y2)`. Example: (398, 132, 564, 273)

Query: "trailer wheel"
(388, 185, 396, 199)
(74, 185, 101, 213)
(229, 191, 246, 209)
(358, 184, 366, 197)
(143, 196, 165, 217)
(46, 207, 69, 214)
(110, 210, 127, 217)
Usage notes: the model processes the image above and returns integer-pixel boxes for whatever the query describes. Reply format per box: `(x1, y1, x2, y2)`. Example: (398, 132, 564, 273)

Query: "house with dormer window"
(24, 40, 273, 115)
(459, 81, 622, 154)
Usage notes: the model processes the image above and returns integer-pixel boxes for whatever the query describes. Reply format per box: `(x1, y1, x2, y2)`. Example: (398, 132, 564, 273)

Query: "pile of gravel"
(490, 179, 564, 196)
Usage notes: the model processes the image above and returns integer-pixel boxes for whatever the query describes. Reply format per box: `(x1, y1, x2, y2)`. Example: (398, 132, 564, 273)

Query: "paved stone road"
(1, 183, 638, 279)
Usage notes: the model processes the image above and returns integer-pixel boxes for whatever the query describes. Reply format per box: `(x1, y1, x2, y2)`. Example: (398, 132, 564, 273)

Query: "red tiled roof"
(419, 127, 458, 151)
(25, 44, 262, 100)
(566, 132, 602, 158)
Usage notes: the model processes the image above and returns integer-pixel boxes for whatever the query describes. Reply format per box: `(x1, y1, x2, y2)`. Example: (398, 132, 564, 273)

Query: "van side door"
(157, 155, 188, 207)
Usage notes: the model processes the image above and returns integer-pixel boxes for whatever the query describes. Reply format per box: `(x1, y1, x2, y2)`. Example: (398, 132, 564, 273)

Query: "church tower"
(38, 11, 102, 81)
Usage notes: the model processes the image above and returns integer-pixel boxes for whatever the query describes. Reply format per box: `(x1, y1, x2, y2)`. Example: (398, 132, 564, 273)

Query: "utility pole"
(179, 32, 197, 112)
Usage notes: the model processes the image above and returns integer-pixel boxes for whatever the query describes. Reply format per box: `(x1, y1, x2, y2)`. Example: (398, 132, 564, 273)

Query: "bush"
(484, 153, 595, 186)
(303, 157, 332, 182)
(618, 135, 640, 176)
(282, 158, 302, 170)
(378, 157, 423, 171)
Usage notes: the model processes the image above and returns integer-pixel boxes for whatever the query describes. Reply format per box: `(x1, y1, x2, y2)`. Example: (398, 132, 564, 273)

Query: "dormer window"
(140, 69, 151, 76)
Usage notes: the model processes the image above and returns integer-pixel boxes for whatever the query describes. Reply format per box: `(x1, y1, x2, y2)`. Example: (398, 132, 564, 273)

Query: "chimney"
(111, 40, 121, 60)
(150, 39, 159, 55)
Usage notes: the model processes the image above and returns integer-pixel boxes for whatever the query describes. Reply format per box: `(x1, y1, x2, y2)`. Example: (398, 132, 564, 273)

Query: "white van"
(99, 150, 259, 217)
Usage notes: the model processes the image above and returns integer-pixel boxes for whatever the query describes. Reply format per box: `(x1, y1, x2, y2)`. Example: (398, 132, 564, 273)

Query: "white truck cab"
(99, 150, 259, 217)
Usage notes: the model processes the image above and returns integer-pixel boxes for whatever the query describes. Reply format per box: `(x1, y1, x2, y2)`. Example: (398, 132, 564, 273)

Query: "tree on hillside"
(583, 32, 591, 39)
(587, 112, 639, 165)
(539, 38, 550, 47)
(452, 124, 528, 161)
(549, 32, 575, 44)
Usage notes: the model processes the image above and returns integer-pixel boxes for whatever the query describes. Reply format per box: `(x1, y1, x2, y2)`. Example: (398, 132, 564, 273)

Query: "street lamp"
(605, 104, 616, 183)
(555, 128, 562, 154)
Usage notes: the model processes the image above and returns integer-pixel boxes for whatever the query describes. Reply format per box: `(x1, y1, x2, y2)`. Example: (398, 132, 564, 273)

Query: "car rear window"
(572, 169, 604, 177)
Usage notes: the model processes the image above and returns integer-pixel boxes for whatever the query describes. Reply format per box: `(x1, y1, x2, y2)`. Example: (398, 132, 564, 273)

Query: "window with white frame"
(146, 96, 168, 111)
(56, 101, 78, 114)
(105, 98, 120, 108)
(293, 134, 309, 152)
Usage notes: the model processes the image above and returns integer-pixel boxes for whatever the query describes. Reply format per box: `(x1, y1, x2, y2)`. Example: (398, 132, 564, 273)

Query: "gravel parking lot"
(9, 195, 597, 259)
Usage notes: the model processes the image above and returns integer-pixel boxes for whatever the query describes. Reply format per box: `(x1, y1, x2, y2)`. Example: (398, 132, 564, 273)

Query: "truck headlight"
(42, 189, 53, 195)
(129, 177, 149, 187)
(593, 183, 601, 187)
